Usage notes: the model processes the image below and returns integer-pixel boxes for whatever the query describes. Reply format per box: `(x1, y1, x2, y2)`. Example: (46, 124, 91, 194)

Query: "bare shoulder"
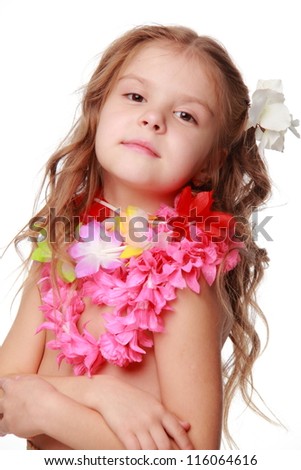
(0, 262, 46, 375)
(162, 275, 228, 347)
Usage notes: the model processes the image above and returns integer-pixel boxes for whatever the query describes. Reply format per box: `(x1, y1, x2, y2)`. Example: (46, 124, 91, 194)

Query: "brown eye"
(174, 111, 196, 123)
(126, 93, 145, 102)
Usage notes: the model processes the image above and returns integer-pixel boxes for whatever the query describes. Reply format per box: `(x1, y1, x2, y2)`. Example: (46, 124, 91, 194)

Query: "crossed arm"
(0, 268, 224, 449)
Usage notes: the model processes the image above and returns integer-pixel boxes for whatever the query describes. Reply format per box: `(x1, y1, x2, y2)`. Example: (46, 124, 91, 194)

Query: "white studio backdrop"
(0, 0, 300, 451)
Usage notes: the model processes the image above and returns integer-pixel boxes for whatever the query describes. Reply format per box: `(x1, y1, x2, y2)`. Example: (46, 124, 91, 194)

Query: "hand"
(87, 376, 194, 450)
(0, 375, 58, 438)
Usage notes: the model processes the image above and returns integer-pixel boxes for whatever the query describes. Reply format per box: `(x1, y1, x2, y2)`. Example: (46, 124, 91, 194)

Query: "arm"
(42, 374, 192, 449)
(0, 374, 192, 450)
(0, 266, 192, 449)
(154, 275, 225, 450)
(0, 265, 123, 448)
(0, 374, 124, 449)
(0, 265, 46, 376)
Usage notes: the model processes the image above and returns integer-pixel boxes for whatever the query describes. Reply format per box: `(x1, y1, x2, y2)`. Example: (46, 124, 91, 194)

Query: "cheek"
(182, 138, 210, 166)
(95, 114, 116, 150)
(190, 129, 215, 160)
(97, 108, 128, 142)
(95, 123, 111, 164)
(94, 124, 103, 156)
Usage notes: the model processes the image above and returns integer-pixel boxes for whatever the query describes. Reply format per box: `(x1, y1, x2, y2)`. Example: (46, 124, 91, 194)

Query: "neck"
(101, 177, 178, 214)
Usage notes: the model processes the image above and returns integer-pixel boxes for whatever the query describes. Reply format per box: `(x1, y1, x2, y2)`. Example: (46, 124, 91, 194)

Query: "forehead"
(117, 42, 218, 111)
(120, 42, 208, 78)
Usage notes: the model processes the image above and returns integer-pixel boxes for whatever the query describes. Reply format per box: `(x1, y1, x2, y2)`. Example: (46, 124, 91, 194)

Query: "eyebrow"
(118, 73, 214, 116)
(118, 73, 146, 85)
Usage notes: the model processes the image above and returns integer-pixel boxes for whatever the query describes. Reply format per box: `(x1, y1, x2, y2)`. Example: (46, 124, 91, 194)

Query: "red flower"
(174, 187, 235, 242)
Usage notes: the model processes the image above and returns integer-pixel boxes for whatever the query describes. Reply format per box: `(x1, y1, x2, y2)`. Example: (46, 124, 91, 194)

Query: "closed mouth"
(122, 140, 160, 158)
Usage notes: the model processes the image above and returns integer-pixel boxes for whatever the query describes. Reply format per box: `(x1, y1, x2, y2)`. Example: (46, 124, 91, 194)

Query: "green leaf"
(31, 240, 52, 262)
(58, 261, 76, 283)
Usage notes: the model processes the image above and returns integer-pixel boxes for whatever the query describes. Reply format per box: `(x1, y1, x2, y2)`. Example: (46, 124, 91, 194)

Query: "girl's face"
(95, 42, 218, 207)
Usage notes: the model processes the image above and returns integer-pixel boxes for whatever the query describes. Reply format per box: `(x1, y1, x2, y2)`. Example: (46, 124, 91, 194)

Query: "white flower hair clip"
(246, 79, 300, 155)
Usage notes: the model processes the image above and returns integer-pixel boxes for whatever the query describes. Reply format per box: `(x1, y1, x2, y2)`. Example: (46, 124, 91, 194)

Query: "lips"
(122, 140, 160, 158)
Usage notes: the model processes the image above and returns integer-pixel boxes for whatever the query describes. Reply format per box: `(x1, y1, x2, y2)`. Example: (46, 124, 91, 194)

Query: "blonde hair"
(16, 25, 272, 446)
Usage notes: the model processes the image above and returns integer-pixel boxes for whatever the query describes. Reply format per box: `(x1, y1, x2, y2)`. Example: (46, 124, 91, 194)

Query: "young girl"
(0, 25, 298, 450)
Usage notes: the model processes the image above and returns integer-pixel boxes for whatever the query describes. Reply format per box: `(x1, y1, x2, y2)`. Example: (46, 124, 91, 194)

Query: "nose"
(138, 108, 166, 133)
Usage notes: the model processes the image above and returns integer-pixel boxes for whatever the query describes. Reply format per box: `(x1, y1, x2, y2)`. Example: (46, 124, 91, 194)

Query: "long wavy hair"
(15, 25, 272, 446)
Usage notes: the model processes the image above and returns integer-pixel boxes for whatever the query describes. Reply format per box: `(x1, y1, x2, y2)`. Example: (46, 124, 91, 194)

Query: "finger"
(162, 414, 194, 450)
(137, 431, 158, 450)
(0, 390, 7, 436)
(150, 424, 172, 450)
(0, 417, 7, 437)
(122, 431, 142, 450)
(0, 376, 13, 392)
(179, 420, 191, 431)
(0, 378, 6, 391)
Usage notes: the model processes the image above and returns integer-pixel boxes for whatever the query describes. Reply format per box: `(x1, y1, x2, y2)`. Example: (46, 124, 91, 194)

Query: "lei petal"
(35, 188, 243, 375)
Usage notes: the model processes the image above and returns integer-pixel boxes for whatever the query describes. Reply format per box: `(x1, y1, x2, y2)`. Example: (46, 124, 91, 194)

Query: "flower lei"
(247, 79, 300, 155)
(33, 187, 242, 376)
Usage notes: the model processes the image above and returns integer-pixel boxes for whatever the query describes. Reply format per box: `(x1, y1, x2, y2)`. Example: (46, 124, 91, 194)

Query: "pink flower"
(100, 329, 153, 367)
(35, 190, 244, 375)
(83, 266, 130, 306)
(49, 323, 105, 376)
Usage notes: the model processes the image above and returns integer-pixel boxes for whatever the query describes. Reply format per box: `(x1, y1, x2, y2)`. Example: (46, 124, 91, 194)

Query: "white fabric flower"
(247, 79, 300, 153)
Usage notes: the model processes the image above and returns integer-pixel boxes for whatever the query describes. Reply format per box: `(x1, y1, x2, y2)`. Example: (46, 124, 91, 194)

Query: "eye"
(174, 111, 196, 123)
(125, 93, 145, 103)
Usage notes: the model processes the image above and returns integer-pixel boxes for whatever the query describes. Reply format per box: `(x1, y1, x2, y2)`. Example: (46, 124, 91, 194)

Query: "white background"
(0, 0, 300, 451)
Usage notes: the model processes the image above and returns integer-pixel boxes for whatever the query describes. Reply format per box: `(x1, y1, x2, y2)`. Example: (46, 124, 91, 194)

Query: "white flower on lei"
(247, 79, 300, 154)
(69, 220, 125, 277)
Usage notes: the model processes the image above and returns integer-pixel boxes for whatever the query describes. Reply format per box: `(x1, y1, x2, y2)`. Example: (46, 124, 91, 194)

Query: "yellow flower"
(116, 206, 153, 259)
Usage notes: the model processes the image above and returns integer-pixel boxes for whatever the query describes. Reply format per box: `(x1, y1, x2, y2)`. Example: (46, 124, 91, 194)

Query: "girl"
(0, 25, 298, 450)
